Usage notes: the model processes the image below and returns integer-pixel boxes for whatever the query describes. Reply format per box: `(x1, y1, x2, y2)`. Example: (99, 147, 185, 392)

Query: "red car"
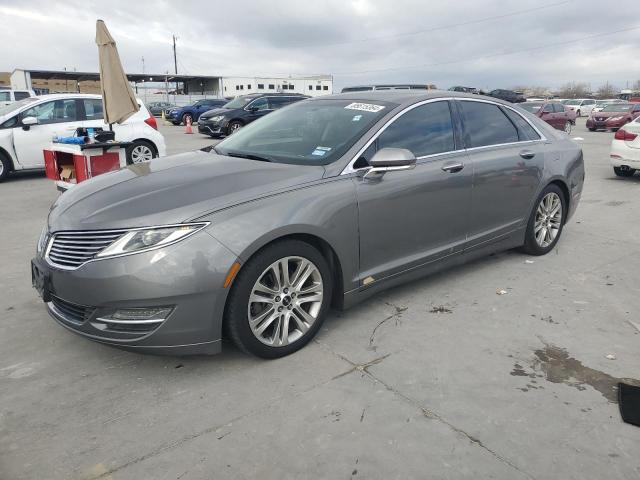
(520, 102, 576, 134)
(586, 103, 640, 131)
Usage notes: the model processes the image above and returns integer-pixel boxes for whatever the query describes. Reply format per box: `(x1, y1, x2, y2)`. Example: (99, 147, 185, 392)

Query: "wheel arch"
(0, 145, 15, 171)
(546, 178, 571, 223)
(232, 230, 346, 310)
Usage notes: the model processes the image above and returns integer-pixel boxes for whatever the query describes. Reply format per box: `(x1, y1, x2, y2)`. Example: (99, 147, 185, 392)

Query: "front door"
(355, 100, 472, 283)
(457, 100, 546, 247)
(13, 98, 81, 168)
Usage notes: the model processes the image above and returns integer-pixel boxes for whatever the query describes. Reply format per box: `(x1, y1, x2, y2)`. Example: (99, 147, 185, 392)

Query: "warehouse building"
(3, 69, 333, 97)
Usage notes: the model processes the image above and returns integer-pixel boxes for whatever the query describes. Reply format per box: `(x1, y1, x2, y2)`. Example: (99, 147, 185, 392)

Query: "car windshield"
(223, 96, 254, 109)
(342, 87, 374, 92)
(0, 97, 38, 116)
(602, 104, 633, 112)
(564, 100, 582, 105)
(215, 99, 395, 165)
(521, 103, 543, 113)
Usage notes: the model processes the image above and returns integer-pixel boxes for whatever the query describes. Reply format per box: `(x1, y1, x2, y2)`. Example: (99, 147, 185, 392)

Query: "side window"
(0, 115, 18, 129)
(14, 91, 30, 101)
(460, 101, 519, 147)
(248, 97, 269, 111)
(0, 92, 10, 102)
(83, 99, 104, 120)
(268, 97, 291, 109)
(377, 101, 455, 157)
(553, 103, 565, 113)
(22, 99, 78, 124)
(503, 108, 541, 141)
(542, 104, 553, 113)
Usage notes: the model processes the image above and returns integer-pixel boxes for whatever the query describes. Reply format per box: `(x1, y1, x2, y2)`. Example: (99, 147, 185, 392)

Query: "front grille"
(47, 230, 127, 269)
(50, 296, 95, 325)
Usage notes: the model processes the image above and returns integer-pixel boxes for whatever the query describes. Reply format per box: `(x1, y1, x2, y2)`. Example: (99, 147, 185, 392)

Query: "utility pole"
(172, 35, 179, 94)
(142, 56, 145, 74)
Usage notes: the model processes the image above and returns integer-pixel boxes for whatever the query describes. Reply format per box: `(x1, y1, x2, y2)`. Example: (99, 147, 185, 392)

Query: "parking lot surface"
(1, 119, 639, 479)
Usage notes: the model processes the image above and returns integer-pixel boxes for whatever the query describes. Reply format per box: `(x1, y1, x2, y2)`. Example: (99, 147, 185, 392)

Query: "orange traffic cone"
(185, 117, 193, 134)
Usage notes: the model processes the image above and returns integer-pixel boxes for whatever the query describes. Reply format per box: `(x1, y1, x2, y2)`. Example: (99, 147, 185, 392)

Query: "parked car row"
(0, 94, 165, 182)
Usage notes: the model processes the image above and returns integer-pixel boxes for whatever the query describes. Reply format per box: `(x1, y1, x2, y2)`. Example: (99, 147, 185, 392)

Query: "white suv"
(563, 98, 596, 117)
(0, 94, 166, 182)
(0, 89, 36, 105)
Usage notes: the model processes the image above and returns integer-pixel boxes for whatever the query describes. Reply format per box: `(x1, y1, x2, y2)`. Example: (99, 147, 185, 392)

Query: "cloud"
(0, 0, 638, 91)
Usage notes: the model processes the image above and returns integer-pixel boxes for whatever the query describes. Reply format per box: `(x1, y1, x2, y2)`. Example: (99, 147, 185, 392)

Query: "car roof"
(309, 90, 515, 108)
(30, 93, 103, 101)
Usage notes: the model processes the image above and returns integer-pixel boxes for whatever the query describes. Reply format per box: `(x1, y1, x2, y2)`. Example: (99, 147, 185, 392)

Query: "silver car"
(31, 91, 584, 358)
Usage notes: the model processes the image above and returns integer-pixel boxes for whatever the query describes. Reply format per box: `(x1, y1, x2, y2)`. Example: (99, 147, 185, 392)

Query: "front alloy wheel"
(225, 240, 332, 358)
(248, 257, 323, 347)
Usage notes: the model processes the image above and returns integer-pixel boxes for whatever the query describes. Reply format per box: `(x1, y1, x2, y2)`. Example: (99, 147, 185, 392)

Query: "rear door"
(457, 99, 546, 247)
(355, 100, 472, 282)
(13, 98, 81, 168)
(244, 97, 272, 124)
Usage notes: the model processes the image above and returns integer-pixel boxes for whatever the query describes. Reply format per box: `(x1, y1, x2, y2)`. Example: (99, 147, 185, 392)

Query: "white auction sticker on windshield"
(344, 103, 385, 113)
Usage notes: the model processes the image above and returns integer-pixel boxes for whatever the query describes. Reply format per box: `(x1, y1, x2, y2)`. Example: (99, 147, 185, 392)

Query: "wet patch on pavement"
(514, 343, 640, 402)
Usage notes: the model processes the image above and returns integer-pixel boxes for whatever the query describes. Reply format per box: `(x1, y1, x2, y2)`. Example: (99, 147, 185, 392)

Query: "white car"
(0, 94, 166, 182)
(563, 98, 596, 117)
(610, 117, 640, 177)
(0, 89, 36, 106)
(592, 99, 624, 113)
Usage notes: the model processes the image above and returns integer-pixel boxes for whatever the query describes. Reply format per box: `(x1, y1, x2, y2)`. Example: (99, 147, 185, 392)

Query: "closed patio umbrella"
(95, 19, 139, 126)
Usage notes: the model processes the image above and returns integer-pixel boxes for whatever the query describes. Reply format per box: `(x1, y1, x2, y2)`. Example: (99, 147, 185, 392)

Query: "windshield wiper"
(224, 151, 272, 162)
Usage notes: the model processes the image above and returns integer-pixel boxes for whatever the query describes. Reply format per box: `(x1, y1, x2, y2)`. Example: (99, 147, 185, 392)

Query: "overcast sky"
(1, 0, 639, 91)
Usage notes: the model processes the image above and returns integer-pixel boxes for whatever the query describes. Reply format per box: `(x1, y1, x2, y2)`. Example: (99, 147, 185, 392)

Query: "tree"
(596, 82, 617, 99)
(557, 82, 590, 98)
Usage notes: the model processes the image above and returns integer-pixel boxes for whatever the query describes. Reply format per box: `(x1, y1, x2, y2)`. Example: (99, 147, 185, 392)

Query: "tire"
(588, 127, 596, 132)
(521, 184, 566, 256)
(182, 113, 193, 125)
(563, 121, 572, 134)
(126, 140, 156, 165)
(171, 121, 180, 126)
(225, 240, 333, 358)
(576, 110, 581, 117)
(0, 152, 11, 182)
(613, 167, 636, 177)
(227, 120, 243, 135)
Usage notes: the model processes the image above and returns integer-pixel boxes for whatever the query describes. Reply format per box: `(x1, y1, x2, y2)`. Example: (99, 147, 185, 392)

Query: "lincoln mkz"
(32, 91, 584, 358)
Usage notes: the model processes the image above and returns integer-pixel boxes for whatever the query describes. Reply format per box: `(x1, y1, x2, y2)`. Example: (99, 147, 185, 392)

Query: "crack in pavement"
(86, 355, 355, 480)
(316, 339, 536, 480)
(369, 302, 408, 347)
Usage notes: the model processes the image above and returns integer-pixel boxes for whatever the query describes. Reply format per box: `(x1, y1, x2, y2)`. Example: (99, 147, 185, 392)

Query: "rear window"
(460, 101, 519, 147)
(14, 91, 31, 101)
(0, 92, 10, 102)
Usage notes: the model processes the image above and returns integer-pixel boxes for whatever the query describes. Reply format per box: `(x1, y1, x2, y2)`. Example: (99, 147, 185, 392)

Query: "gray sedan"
(31, 91, 584, 358)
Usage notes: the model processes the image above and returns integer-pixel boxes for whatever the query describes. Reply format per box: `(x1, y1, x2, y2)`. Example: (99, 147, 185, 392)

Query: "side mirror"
(247, 106, 259, 112)
(364, 148, 416, 179)
(21, 116, 38, 130)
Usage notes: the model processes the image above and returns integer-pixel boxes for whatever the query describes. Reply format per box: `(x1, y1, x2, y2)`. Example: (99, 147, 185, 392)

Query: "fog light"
(101, 307, 173, 323)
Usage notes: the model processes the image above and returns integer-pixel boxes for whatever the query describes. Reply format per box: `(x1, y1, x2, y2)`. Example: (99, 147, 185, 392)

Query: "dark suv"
(488, 89, 526, 103)
(198, 93, 308, 137)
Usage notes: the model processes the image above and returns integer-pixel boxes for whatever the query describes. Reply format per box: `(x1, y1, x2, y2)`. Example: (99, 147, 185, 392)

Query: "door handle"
(519, 150, 536, 159)
(441, 162, 464, 173)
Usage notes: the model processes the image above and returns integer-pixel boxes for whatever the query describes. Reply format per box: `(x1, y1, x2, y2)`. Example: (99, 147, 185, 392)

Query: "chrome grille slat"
(46, 230, 127, 269)
(49, 296, 95, 324)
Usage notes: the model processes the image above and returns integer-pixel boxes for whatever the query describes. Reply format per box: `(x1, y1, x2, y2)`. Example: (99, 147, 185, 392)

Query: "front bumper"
(198, 120, 226, 136)
(31, 231, 238, 355)
(587, 117, 627, 130)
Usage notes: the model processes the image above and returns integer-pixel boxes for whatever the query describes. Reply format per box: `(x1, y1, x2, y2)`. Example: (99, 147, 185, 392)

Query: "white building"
(220, 75, 333, 97)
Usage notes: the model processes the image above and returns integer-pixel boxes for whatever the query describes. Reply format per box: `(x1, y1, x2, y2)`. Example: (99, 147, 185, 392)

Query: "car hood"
(200, 107, 230, 118)
(592, 111, 628, 118)
(48, 151, 326, 231)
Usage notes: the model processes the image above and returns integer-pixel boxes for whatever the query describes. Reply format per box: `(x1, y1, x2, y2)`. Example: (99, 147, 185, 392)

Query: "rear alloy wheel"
(614, 166, 636, 177)
(228, 120, 243, 134)
(521, 185, 565, 255)
(126, 141, 155, 164)
(563, 121, 572, 134)
(225, 240, 332, 358)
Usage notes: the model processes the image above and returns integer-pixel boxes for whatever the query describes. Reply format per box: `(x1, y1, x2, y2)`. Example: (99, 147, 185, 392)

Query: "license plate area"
(31, 260, 52, 302)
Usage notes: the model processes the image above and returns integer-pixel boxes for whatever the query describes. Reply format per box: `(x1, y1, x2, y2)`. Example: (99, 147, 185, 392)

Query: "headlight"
(37, 225, 49, 254)
(209, 115, 224, 122)
(96, 223, 208, 258)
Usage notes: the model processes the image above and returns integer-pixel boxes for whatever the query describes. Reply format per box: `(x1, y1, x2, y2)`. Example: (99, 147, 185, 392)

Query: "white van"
(0, 89, 36, 106)
(0, 94, 166, 181)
